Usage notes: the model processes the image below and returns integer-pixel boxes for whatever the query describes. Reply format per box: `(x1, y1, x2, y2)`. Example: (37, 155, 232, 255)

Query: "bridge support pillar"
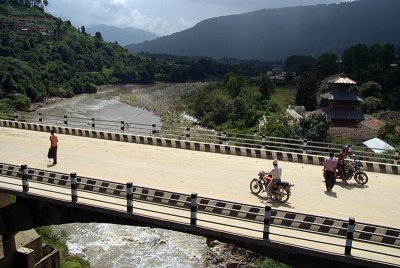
(21, 164, 29, 192)
(190, 192, 197, 225)
(345, 217, 355, 256)
(70, 173, 78, 202)
(2, 232, 17, 268)
(263, 206, 271, 240)
(126, 182, 133, 213)
(261, 136, 266, 149)
(185, 127, 190, 141)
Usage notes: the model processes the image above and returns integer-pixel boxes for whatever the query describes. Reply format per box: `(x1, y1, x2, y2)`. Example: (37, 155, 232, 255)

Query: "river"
(24, 85, 211, 267)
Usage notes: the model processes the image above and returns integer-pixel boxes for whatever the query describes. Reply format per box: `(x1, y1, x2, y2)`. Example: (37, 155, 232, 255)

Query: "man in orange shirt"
(50, 129, 58, 164)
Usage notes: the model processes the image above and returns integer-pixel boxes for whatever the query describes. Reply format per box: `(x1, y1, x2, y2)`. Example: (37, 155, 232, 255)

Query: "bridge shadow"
(253, 193, 295, 209)
(335, 181, 369, 190)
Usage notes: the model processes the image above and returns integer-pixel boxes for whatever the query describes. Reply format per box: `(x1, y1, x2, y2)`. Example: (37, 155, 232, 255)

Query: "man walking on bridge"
(49, 129, 58, 165)
(323, 152, 337, 192)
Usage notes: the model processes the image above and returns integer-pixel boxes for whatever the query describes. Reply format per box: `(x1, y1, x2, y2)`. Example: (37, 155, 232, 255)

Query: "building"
(315, 75, 364, 127)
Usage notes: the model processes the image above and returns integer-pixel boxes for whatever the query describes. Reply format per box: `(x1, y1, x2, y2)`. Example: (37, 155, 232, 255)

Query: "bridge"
(0, 120, 399, 267)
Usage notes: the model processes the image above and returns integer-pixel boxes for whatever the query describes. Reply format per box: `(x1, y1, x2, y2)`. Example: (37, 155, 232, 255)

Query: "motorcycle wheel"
(273, 186, 290, 203)
(250, 179, 262, 194)
(354, 172, 368, 185)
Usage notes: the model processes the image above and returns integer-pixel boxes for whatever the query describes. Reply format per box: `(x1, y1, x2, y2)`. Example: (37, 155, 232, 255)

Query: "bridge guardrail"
(1, 119, 398, 174)
(3, 112, 399, 165)
(0, 162, 399, 266)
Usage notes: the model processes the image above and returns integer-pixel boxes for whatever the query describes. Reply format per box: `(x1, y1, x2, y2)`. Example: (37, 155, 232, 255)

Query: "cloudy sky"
(47, 0, 352, 36)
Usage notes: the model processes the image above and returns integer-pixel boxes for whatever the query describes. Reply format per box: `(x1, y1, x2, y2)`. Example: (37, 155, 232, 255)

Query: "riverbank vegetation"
(36, 226, 90, 268)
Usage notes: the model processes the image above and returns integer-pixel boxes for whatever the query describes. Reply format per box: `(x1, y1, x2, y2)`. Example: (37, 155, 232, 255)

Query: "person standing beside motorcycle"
(337, 145, 350, 182)
(323, 152, 337, 192)
(266, 159, 282, 199)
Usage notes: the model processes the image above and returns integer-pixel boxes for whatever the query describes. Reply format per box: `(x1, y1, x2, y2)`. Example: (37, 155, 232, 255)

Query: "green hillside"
(0, 1, 157, 112)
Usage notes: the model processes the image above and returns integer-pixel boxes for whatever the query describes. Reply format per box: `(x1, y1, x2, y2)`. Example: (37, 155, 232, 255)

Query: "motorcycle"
(336, 156, 368, 185)
(250, 171, 294, 203)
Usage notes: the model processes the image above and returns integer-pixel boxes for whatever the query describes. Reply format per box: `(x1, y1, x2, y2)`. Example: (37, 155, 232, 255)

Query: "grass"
(272, 86, 296, 110)
(36, 226, 90, 268)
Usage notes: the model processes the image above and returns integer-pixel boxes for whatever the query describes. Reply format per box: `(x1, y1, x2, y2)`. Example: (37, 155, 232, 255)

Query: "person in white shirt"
(266, 159, 282, 199)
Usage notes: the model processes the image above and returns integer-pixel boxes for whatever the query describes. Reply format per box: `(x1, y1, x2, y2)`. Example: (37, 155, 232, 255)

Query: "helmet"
(342, 145, 349, 151)
(273, 159, 278, 166)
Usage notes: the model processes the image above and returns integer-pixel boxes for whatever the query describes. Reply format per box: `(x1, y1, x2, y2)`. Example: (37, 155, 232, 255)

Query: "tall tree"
(295, 72, 318, 111)
(314, 53, 340, 80)
(257, 73, 274, 98)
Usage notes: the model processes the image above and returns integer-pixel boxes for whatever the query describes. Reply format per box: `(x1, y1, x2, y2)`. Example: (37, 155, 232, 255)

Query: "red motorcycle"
(250, 171, 294, 202)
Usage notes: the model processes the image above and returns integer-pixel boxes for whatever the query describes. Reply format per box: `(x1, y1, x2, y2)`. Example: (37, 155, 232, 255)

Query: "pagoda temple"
(315, 75, 364, 127)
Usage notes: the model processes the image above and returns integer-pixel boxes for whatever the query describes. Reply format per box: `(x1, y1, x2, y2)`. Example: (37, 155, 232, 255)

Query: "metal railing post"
(38, 113, 42, 123)
(261, 136, 266, 149)
(394, 149, 399, 165)
(70, 172, 78, 203)
(21, 164, 29, 192)
(121, 121, 125, 132)
(63, 115, 68, 126)
(263, 206, 271, 240)
(190, 192, 197, 225)
(345, 217, 355, 256)
(186, 127, 190, 141)
(91, 118, 95, 129)
(222, 132, 227, 145)
(126, 182, 133, 213)
(303, 139, 308, 154)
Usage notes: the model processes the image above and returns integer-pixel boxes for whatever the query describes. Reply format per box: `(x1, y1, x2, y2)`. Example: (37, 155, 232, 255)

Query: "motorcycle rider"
(337, 145, 350, 182)
(265, 159, 282, 199)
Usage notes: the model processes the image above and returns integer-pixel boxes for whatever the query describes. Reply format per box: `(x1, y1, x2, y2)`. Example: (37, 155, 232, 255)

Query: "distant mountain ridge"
(126, 0, 400, 60)
(86, 24, 157, 46)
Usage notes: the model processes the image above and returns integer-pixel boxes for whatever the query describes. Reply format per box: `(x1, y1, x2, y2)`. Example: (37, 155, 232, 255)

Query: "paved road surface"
(1, 127, 399, 228)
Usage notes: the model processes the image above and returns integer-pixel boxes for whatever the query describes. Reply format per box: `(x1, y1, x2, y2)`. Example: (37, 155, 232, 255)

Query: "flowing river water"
(20, 85, 211, 267)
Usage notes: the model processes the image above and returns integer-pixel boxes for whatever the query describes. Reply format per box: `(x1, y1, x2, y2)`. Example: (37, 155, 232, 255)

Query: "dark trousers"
(324, 170, 335, 190)
(51, 147, 57, 163)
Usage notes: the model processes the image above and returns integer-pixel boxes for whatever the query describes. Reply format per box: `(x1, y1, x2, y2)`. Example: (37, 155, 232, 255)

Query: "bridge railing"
(4, 112, 400, 165)
(0, 163, 399, 265)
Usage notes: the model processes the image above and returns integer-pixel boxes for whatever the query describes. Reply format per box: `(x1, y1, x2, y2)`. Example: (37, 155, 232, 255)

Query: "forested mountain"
(86, 24, 157, 46)
(127, 0, 400, 60)
(0, 2, 157, 111)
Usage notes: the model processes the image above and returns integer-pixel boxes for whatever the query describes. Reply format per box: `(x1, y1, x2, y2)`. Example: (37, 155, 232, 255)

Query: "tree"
(358, 81, 383, 98)
(259, 114, 297, 138)
(378, 123, 400, 147)
(257, 73, 274, 98)
(314, 53, 340, 80)
(296, 113, 331, 141)
(226, 74, 241, 98)
(295, 72, 317, 111)
(94, 32, 103, 41)
(284, 55, 315, 76)
(362, 96, 382, 114)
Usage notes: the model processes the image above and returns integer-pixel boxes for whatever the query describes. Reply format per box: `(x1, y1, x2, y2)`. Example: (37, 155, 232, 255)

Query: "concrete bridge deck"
(0, 127, 399, 266)
(1, 127, 399, 227)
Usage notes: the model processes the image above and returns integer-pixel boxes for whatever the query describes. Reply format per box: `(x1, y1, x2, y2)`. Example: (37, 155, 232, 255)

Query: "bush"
(256, 257, 291, 268)
(12, 94, 31, 110)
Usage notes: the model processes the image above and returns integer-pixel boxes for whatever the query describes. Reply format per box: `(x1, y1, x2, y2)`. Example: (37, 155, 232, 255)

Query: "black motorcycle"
(336, 156, 368, 185)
